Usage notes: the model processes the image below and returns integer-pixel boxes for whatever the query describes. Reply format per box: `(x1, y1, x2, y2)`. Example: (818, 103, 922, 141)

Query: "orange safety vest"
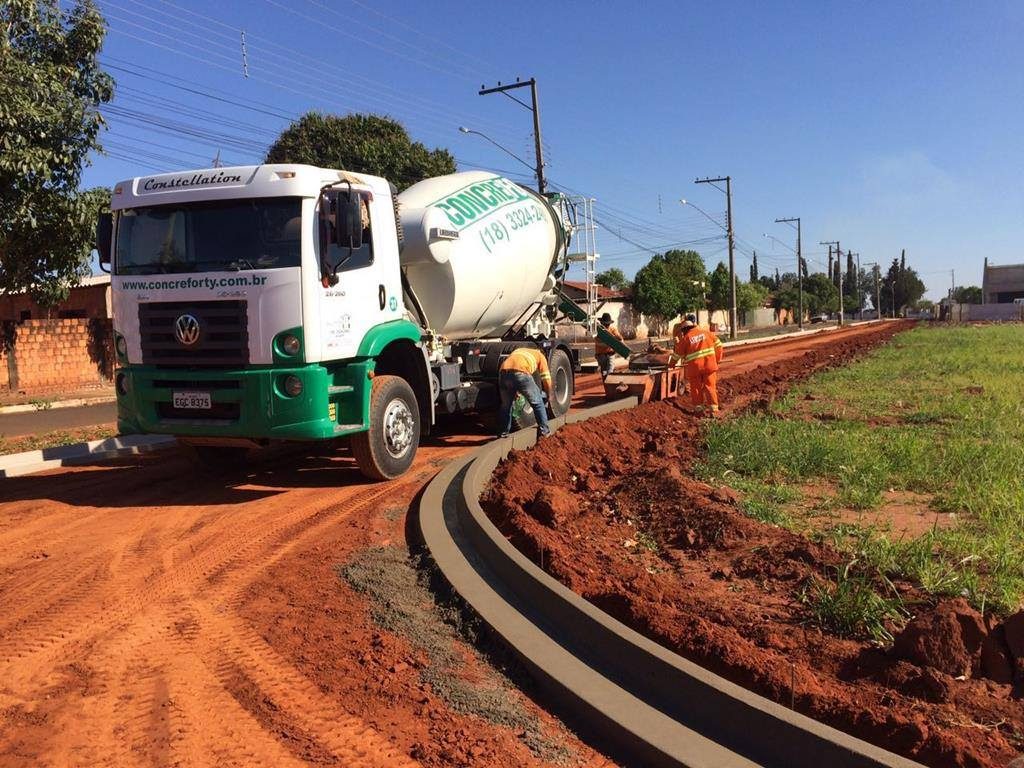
(595, 324, 623, 355)
(674, 326, 724, 372)
(500, 347, 552, 382)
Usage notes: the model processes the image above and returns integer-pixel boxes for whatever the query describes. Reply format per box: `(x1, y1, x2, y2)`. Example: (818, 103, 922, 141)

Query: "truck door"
(315, 190, 403, 362)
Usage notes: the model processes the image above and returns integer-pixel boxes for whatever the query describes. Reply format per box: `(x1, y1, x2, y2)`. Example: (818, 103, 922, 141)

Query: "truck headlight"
(282, 375, 303, 397)
(115, 335, 128, 357)
(280, 333, 300, 356)
(116, 372, 131, 396)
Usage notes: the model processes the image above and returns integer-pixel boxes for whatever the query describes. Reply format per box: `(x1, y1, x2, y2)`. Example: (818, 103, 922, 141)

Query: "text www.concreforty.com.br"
(120, 275, 269, 291)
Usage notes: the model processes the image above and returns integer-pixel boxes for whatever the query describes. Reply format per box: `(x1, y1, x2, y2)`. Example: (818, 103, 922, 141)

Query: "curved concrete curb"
(0, 434, 176, 478)
(419, 400, 925, 768)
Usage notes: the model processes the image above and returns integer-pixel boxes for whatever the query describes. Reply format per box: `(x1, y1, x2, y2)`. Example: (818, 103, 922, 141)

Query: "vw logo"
(174, 314, 201, 346)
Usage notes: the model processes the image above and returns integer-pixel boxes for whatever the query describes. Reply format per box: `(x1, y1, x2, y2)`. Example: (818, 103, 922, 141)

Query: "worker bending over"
(594, 312, 624, 379)
(497, 347, 553, 438)
(674, 314, 724, 416)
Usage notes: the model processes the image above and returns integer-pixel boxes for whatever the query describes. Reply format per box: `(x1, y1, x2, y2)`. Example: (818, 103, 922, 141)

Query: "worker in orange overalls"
(672, 314, 724, 416)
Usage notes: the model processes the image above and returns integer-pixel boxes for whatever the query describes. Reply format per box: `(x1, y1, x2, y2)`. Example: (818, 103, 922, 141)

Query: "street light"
(692, 177, 737, 339)
(457, 126, 537, 176)
(762, 233, 794, 253)
(680, 199, 727, 233)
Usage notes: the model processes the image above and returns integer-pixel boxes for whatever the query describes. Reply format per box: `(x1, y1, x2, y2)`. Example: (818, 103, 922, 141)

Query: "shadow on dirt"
(0, 418, 495, 509)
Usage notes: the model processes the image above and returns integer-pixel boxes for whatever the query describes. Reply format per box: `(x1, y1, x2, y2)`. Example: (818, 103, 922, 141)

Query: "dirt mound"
(893, 599, 986, 678)
(483, 324, 1024, 768)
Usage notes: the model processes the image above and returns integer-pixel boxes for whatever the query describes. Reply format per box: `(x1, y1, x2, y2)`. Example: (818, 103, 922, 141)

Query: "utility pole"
(695, 176, 736, 339)
(820, 240, 841, 325)
(776, 217, 803, 329)
(478, 78, 546, 194)
(850, 252, 861, 320)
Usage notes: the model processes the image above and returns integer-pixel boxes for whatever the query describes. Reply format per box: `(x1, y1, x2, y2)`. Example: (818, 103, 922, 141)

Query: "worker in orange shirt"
(673, 314, 725, 416)
(497, 347, 554, 438)
(594, 312, 624, 379)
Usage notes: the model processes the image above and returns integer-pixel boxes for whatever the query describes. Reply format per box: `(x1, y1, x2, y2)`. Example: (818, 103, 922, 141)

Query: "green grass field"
(698, 324, 1024, 616)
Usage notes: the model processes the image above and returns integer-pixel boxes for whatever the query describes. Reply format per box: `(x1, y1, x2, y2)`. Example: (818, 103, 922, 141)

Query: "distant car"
(809, 314, 829, 324)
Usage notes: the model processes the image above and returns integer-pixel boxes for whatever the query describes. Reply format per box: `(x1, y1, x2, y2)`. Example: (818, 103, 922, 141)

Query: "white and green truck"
(95, 165, 615, 479)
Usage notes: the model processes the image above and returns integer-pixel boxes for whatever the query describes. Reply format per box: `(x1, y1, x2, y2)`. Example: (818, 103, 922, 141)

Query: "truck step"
(328, 385, 354, 395)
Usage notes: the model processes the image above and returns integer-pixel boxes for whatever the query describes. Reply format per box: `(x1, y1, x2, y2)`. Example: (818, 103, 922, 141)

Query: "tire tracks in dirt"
(0, 447, 449, 767)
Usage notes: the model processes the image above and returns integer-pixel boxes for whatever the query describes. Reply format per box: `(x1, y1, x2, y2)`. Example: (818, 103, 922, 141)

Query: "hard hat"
(599, 312, 613, 326)
(683, 313, 697, 326)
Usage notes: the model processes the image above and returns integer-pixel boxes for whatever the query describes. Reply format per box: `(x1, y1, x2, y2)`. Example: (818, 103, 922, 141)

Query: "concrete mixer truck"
(95, 164, 614, 479)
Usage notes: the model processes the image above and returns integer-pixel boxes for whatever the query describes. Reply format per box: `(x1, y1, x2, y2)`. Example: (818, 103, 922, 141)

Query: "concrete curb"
(419, 399, 925, 768)
(0, 394, 116, 415)
(0, 434, 177, 478)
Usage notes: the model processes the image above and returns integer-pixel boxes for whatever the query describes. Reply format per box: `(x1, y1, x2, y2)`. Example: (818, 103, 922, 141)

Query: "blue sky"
(81, 0, 1024, 299)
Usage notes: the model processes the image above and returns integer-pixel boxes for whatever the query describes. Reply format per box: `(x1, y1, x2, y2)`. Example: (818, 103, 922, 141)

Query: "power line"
(113, 0, 522, 142)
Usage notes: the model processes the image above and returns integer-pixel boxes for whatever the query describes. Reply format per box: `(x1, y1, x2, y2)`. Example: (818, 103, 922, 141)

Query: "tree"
(749, 252, 759, 283)
(595, 267, 627, 291)
(266, 112, 455, 191)
(633, 257, 683, 318)
(953, 285, 982, 304)
(737, 280, 769, 315)
(661, 249, 708, 313)
(1, 0, 114, 305)
(845, 265, 870, 313)
(880, 257, 926, 316)
(708, 262, 731, 312)
(772, 273, 802, 319)
(802, 272, 840, 314)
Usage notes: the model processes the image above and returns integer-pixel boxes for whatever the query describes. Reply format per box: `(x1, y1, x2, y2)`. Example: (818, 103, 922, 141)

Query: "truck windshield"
(115, 197, 302, 274)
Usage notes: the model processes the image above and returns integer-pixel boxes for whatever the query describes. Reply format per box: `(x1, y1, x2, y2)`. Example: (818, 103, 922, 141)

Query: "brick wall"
(1, 319, 114, 396)
(0, 283, 110, 322)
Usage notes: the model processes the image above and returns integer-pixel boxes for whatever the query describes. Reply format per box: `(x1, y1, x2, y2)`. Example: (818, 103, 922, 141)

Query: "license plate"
(172, 391, 212, 410)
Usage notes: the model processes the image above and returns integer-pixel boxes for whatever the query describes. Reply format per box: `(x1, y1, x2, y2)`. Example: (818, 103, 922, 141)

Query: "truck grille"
(139, 301, 248, 367)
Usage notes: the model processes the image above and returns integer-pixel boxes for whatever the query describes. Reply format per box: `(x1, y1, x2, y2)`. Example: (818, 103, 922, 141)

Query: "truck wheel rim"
(383, 399, 414, 458)
(555, 366, 570, 406)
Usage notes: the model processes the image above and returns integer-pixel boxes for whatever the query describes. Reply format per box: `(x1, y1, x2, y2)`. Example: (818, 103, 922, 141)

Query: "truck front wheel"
(350, 374, 420, 481)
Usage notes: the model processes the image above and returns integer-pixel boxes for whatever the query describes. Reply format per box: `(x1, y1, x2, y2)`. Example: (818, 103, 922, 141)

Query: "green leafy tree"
(708, 261, 731, 312)
(662, 249, 707, 313)
(595, 267, 627, 290)
(1, 0, 114, 305)
(772, 272, 801, 320)
(749, 252, 759, 283)
(803, 272, 840, 314)
(880, 257, 926, 316)
(953, 285, 982, 304)
(845, 266, 871, 313)
(633, 257, 683, 318)
(737, 280, 769, 315)
(266, 112, 455, 192)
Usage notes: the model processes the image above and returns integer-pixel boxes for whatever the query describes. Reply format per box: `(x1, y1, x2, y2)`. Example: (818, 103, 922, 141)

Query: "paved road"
(0, 402, 117, 438)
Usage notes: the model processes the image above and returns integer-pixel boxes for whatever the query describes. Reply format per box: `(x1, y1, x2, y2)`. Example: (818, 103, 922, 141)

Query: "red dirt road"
(0, 322, 895, 767)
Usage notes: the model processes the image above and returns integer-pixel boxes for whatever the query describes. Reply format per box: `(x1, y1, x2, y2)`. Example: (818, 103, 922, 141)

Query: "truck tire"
(350, 374, 420, 481)
(511, 348, 573, 430)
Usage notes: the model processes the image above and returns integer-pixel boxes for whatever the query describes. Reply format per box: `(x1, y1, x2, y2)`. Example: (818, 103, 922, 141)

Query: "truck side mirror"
(334, 194, 363, 250)
(96, 213, 113, 271)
